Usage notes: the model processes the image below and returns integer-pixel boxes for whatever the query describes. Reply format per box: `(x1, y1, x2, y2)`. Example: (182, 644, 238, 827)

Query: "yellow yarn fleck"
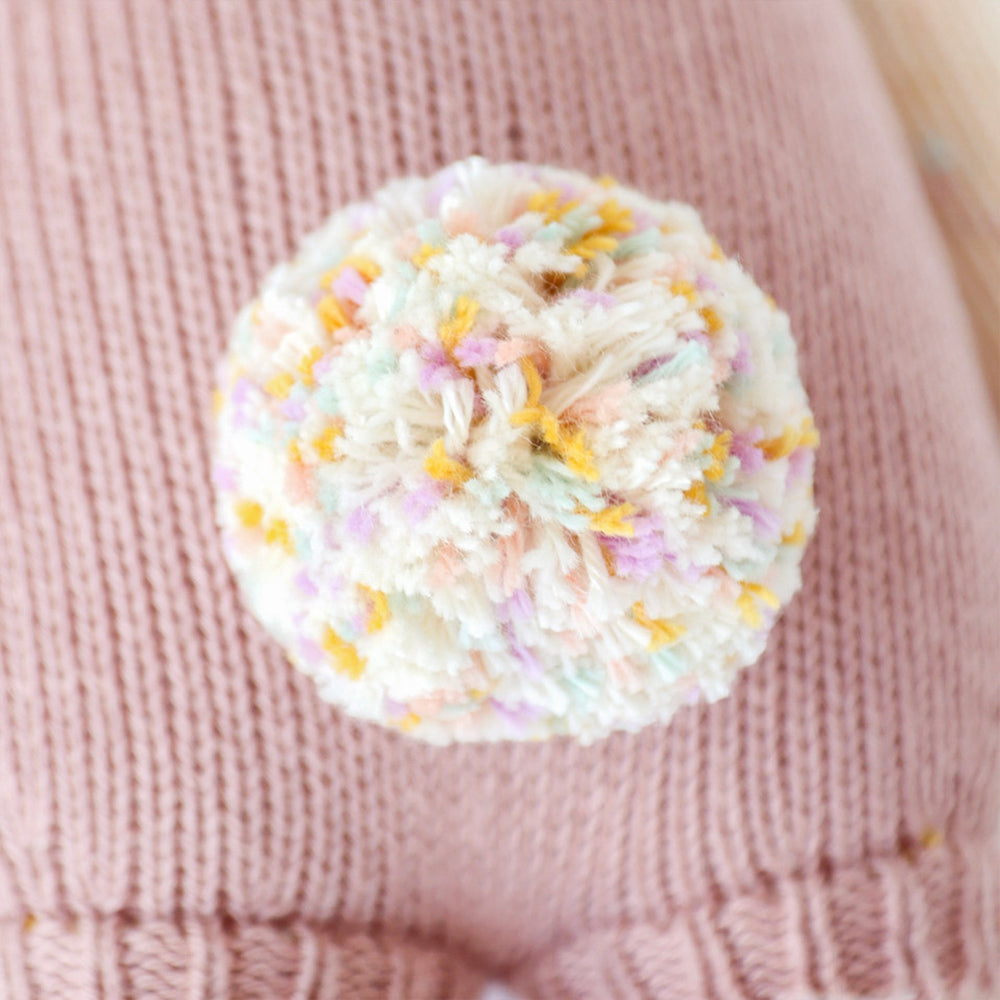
(511, 359, 598, 480)
(439, 296, 480, 353)
(528, 189, 580, 222)
(920, 827, 944, 851)
(759, 416, 820, 461)
(684, 479, 709, 512)
(234, 499, 263, 528)
(317, 294, 347, 332)
(705, 431, 733, 482)
(359, 585, 391, 633)
(412, 244, 443, 267)
(596, 198, 634, 233)
(567, 231, 619, 261)
(519, 356, 544, 406)
(529, 408, 599, 481)
(589, 503, 636, 537)
(265, 372, 295, 399)
(737, 582, 780, 628)
(701, 306, 724, 334)
(424, 438, 473, 486)
(798, 416, 820, 449)
(632, 602, 686, 651)
(312, 423, 343, 462)
(396, 712, 421, 732)
(782, 522, 807, 546)
(670, 280, 699, 303)
(297, 345, 324, 385)
(322, 626, 366, 680)
(264, 518, 294, 553)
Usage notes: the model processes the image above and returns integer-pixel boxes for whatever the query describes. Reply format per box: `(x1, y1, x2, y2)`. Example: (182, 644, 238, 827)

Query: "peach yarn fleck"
(0, 1, 998, 998)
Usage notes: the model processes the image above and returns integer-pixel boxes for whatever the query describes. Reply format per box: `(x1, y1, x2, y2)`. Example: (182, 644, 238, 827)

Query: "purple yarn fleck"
(731, 330, 754, 375)
(504, 588, 534, 622)
(727, 497, 783, 541)
(454, 337, 498, 366)
(490, 698, 545, 729)
(403, 479, 445, 525)
(681, 329, 711, 347)
(507, 634, 544, 677)
(787, 445, 814, 488)
(212, 464, 237, 490)
(419, 344, 462, 390)
(312, 354, 334, 380)
(280, 398, 307, 421)
(332, 266, 369, 305)
(630, 354, 674, 380)
(232, 376, 257, 408)
(383, 697, 410, 719)
(599, 512, 673, 581)
(425, 165, 458, 214)
(496, 226, 525, 250)
(346, 505, 378, 544)
(297, 637, 324, 667)
(574, 288, 617, 308)
(731, 428, 767, 474)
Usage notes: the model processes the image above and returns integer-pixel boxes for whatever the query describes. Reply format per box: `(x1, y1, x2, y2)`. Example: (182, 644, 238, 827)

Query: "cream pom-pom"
(211, 157, 819, 744)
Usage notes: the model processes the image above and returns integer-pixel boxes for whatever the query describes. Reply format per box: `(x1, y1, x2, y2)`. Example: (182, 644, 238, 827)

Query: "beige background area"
(853, 0, 1000, 421)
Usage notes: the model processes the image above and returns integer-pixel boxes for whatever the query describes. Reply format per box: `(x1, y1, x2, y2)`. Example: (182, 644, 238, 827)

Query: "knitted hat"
(1, 1, 998, 998)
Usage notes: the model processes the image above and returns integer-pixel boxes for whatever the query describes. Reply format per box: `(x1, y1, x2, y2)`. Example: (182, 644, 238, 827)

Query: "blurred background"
(853, 0, 1000, 419)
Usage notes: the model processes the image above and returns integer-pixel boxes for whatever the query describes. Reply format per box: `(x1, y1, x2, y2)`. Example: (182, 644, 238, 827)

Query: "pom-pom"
(212, 157, 819, 744)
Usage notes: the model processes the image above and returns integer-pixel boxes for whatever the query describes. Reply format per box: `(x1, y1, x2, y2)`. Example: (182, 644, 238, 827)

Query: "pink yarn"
(0, 0, 998, 997)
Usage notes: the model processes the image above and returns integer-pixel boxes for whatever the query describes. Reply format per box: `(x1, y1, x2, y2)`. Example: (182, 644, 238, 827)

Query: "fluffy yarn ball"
(212, 157, 819, 744)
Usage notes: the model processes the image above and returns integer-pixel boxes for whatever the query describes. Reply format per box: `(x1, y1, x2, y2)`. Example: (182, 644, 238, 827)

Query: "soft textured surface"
(1, 0, 999, 997)
(853, 0, 1000, 420)
(213, 157, 818, 744)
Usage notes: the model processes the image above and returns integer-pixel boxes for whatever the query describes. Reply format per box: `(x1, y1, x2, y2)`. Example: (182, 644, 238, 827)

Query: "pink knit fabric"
(1, 1, 998, 998)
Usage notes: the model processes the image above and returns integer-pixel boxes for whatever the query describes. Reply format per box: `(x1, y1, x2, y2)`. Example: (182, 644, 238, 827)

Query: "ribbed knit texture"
(1, 1, 998, 998)
(853, 0, 1000, 420)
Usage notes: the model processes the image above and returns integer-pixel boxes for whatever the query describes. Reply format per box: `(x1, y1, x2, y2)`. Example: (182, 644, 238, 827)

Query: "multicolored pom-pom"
(211, 157, 819, 744)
